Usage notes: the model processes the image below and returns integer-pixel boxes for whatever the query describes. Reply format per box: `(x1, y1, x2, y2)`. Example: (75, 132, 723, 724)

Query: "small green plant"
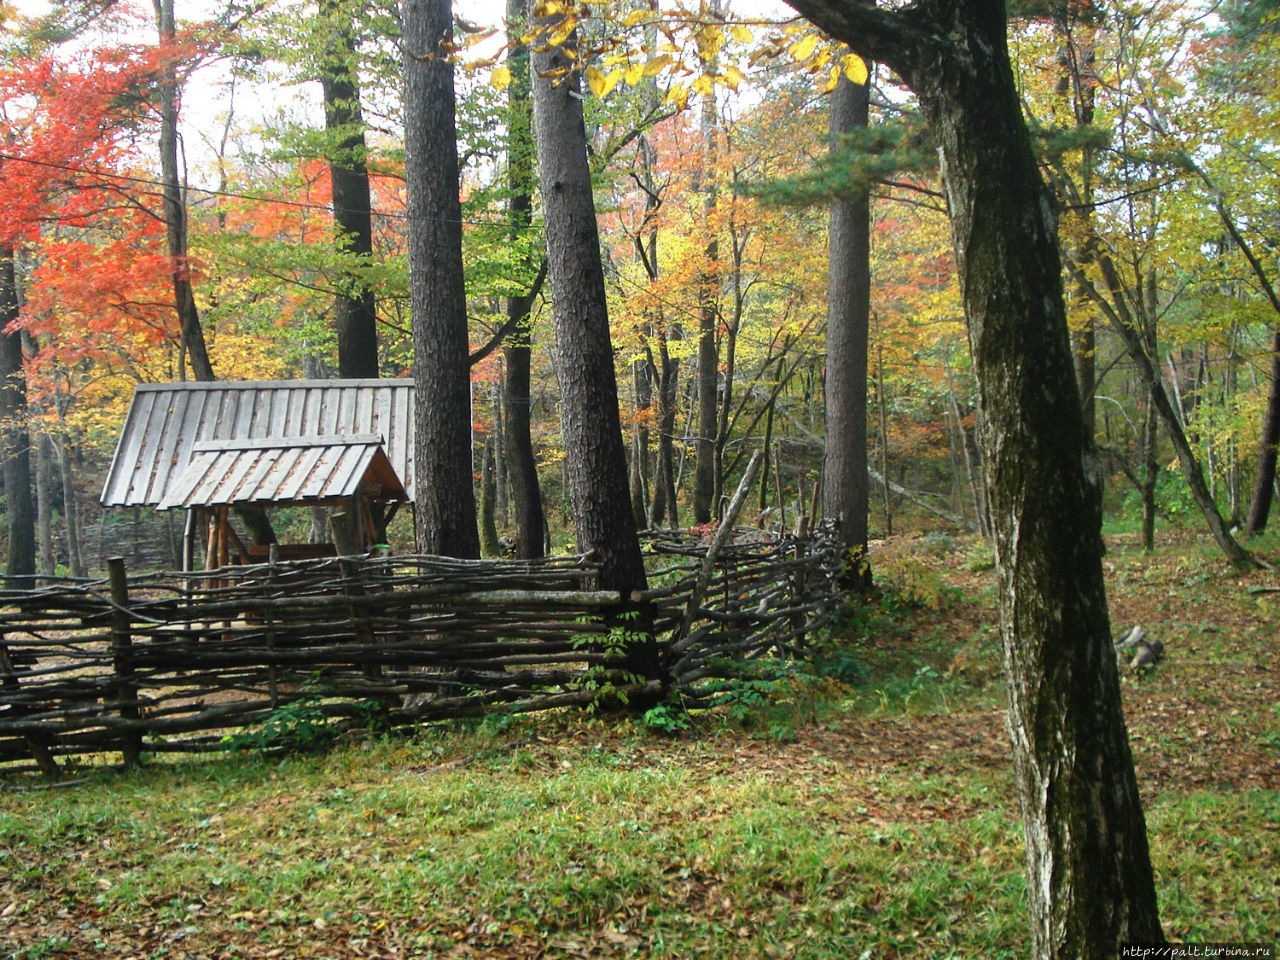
(222, 677, 338, 753)
(640, 702, 690, 736)
(10, 936, 72, 959)
(570, 610, 648, 711)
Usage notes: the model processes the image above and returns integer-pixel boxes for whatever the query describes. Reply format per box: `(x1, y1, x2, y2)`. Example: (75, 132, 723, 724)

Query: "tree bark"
(693, 29, 721, 524)
(320, 0, 380, 379)
(530, 7, 658, 682)
(500, 0, 546, 560)
(1245, 327, 1280, 533)
(36, 430, 55, 579)
(822, 64, 872, 588)
(0, 247, 35, 580)
(782, 2, 1164, 954)
(55, 431, 85, 578)
(404, 0, 480, 558)
(153, 0, 214, 383)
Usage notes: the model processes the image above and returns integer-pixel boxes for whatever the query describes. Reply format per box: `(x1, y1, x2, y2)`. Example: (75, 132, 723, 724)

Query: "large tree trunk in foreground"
(0, 248, 34, 580)
(404, 0, 480, 558)
(320, 0, 380, 379)
(822, 66, 871, 588)
(782, 1, 1163, 955)
(530, 10, 659, 683)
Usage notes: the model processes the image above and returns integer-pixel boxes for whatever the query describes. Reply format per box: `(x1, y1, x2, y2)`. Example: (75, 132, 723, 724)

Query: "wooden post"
(339, 556, 380, 681)
(107, 557, 142, 769)
(266, 543, 280, 709)
(0, 636, 60, 778)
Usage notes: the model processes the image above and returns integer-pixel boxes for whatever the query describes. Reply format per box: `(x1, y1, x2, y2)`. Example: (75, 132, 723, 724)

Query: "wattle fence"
(0, 526, 845, 776)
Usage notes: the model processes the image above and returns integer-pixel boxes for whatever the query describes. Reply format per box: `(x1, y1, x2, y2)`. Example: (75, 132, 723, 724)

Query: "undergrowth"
(1, 532, 1276, 958)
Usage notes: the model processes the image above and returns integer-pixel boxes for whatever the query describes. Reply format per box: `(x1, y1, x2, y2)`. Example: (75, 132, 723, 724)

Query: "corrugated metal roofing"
(157, 436, 407, 511)
(100, 379, 416, 507)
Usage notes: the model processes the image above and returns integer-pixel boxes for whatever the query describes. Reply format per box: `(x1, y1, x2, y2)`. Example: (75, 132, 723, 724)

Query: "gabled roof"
(157, 436, 408, 511)
(100, 379, 416, 508)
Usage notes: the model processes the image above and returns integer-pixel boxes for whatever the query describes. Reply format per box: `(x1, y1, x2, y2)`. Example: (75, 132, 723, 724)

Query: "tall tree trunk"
(320, 0, 380, 379)
(649, 328, 680, 529)
(822, 65, 871, 587)
(55, 431, 85, 578)
(0, 247, 35, 579)
(783, 2, 1163, 954)
(153, 0, 214, 383)
(530, 7, 659, 682)
(404, 0, 480, 558)
(692, 31, 721, 524)
(1245, 327, 1280, 533)
(36, 430, 55, 579)
(479, 434, 500, 557)
(501, 0, 546, 559)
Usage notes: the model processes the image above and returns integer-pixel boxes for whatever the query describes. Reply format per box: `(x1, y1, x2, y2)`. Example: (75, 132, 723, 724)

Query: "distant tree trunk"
(783, 2, 1163, 954)
(1245, 326, 1280, 534)
(630, 357, 652, 529)
(320, 0, 380, 379)
(36, 431, 55, 579)
(55, 431, 85, 578)
(649, 327, 680, 528)
(153, 0, 214, 383)
(0, 247, 35, 579)
(693, 28, 721, 524)
(501, 0, 546, 560)
(479, 434, 500, 556)
(530, 8, 659, 682)
(404, 0, 480, 558)
(1080, 253, 1254, 567)
(1140, 394, 1158, 551)
(822, 65, 871, 588)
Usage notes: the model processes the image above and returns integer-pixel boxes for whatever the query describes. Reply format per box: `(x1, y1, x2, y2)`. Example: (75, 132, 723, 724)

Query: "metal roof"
(157, 435, 408, 511)
(100, 379, 416, 507)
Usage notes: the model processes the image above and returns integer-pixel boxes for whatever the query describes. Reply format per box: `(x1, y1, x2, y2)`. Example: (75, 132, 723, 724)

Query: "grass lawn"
(2, 532, 1277, 959)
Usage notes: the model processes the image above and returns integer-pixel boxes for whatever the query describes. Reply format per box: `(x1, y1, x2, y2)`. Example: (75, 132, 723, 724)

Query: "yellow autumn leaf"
(694, 24, 725, 62)
(789, 33, 819, 62)
(842, 52, 869, 85)
(729, 23, 752, 43)
(624, 61, 644, 86)
(643, 54, 674, 76)
(692, 74, 714, 96)
(666, 83, 690, 111)
(586, 65, 607, 97)
(600, 67, 623, 98)
(722, 64, 744, 91)
(821, 65, 839, 93)
(547, 17, 576, 47)
(622, 8, 649, 27)
(491, 64, 512, 90)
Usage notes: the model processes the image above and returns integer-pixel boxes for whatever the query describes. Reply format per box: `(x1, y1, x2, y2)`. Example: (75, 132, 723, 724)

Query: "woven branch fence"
(0, 526, 845, 776)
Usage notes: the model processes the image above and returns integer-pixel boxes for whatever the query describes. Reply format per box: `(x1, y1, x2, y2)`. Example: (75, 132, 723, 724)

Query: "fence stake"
(266, 544, 280, 709)
(107, 557, 143, 769)
(339, 557, 380, 681)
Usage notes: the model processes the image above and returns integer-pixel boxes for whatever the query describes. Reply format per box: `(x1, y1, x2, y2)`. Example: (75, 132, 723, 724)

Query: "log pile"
(0, 528, 843, 774)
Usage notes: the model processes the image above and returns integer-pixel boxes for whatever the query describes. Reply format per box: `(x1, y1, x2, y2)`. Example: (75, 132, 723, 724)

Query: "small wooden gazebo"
(157, 435, 408, 567)
(99, 379, 417, 570)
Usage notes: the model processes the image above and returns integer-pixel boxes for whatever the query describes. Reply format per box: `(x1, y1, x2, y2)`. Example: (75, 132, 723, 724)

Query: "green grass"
(1, 532, 1277, 959)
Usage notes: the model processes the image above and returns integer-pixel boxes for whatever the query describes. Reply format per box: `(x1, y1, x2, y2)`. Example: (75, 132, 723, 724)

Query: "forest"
(1, 0, 1278, 957)
(0, 0, 1275, 574)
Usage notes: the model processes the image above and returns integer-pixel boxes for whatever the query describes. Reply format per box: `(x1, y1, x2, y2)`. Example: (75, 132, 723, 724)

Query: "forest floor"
(1, 529, 1277, 959)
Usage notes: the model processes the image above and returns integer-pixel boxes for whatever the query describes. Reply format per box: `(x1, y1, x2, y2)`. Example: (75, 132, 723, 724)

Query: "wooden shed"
(99, 379, 417, 569)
